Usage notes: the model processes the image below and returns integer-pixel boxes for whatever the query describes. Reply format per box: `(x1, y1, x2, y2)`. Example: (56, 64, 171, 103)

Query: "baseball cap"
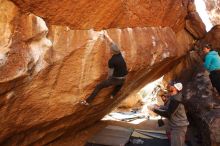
(174, 83, 183, 91)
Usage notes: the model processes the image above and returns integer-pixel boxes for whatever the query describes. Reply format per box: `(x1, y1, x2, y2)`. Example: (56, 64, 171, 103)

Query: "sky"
(194, 0, 213, 31)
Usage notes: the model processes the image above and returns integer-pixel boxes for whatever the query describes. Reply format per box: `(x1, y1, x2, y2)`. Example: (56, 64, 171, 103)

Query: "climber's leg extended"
(85, 78, 115, 104)
(80, 78, 125, 105)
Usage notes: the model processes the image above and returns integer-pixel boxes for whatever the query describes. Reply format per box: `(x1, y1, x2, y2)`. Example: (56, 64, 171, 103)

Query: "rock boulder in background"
(185, 1, 207, 39)
(204, 0, 220, 26)
(184, 63, 220, 146)
(201, 25, 220, 50)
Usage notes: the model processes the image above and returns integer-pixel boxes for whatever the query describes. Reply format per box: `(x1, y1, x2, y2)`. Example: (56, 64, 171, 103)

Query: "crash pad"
(87, 125, 133, 146)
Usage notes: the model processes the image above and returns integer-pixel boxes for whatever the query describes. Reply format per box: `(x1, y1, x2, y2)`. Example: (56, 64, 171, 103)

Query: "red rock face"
(185, 1, 207, 39)
(11, 0, 189, 31)
(0, 9, 185, 146)
(0, 0, 205, 145)
(0, 24, 185, 145)
(200, 25, 220, 50)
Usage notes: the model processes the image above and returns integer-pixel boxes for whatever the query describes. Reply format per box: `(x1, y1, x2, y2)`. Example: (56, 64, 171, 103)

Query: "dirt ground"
(49, 118, 167, 146)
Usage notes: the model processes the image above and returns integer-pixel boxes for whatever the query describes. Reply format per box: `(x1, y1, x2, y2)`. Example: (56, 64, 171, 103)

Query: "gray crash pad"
(87, 125, 133, 146)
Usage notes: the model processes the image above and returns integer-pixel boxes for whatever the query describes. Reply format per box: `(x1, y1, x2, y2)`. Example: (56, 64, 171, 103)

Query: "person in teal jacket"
(203, 44, 220, 94)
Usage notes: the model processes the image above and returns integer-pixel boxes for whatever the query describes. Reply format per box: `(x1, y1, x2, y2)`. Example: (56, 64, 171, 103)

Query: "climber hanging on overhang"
(80, 32, 128, 106)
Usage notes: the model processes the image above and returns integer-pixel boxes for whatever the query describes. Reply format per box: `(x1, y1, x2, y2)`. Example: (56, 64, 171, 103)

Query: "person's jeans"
(171, 126, 187, 146)
(86, 77, 125, 103)
(209, 70, 220, 94)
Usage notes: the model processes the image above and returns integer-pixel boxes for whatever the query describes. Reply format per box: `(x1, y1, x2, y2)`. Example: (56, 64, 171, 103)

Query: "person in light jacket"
(150, 82, 189, 146)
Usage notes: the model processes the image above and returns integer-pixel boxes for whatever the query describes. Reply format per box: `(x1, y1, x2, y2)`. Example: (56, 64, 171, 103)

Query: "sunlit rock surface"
(0, 0, 51, 95)
(0, 0, 211, 145)
(204, 0, 220, 25)
(0, 1, 189, 144)
(119, 94, 142, 108)
(11, 0, 189, 31)
(0, 0, 18, 58)
(0, 26, 183, 145)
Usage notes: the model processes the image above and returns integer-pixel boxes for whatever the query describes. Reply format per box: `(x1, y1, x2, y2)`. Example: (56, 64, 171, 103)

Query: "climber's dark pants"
(209, 70, 220, 94)
(86, 77, 125, 103)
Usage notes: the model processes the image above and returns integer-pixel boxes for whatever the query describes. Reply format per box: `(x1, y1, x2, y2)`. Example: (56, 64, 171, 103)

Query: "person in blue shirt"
(203, 44, 220, 94)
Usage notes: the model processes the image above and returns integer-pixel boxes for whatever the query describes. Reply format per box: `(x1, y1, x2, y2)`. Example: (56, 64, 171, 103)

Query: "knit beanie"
(111, 43, 120, 54)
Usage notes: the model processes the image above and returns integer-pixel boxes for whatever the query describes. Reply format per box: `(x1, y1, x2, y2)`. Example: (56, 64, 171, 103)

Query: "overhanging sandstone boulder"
(0, 5, 188, 145)
(11, 0, 189, 31)
(0, 0, 201, 145)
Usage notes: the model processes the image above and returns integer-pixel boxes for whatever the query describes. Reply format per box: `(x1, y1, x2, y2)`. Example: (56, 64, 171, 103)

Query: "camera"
(158, 119, 165, 127)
